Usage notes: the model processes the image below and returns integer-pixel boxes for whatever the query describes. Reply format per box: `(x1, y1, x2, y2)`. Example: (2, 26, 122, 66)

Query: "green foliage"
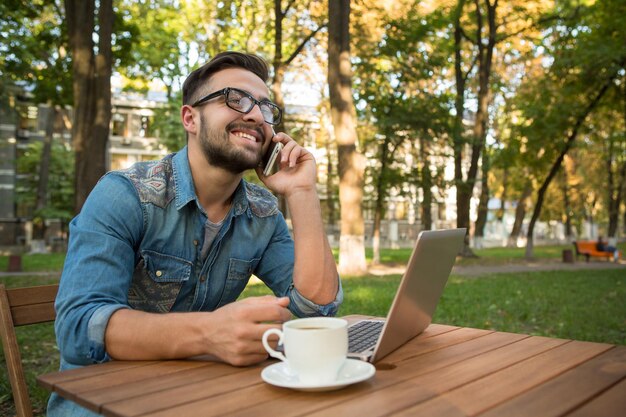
(353, 3, 453, 213)
(16, 140, 74, 223)
(152, 91, 186, 152)
(501, 0, 626, 230)
(116, 0, 182, 96)
(0, 0, 71, 105)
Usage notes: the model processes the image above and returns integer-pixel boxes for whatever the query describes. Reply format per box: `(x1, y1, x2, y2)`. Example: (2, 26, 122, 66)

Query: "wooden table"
(38, 321, 626, 417)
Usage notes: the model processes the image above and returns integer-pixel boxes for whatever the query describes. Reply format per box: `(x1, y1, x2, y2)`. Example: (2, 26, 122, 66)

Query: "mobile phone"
(261, 129, 283, 176)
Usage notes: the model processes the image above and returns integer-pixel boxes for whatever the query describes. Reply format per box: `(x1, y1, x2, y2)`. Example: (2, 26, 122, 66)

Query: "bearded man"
(49, 51, 342, 416)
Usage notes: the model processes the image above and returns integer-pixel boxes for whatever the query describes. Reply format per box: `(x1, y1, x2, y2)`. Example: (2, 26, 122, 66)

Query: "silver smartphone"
(261, 129, 283, 176)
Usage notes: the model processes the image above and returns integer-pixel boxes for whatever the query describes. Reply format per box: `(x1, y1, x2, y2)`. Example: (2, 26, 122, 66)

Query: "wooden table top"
(38, 322, 626, 417)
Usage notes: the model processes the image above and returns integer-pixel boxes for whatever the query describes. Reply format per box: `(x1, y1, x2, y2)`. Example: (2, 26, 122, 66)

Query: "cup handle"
(262, 328, 286, 362)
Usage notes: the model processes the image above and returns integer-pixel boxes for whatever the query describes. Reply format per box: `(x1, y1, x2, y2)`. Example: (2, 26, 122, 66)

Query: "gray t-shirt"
(200, 218, 224, 260)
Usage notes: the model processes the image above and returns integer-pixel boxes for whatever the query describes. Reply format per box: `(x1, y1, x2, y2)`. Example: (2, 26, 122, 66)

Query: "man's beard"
(198, 114, 264, 174)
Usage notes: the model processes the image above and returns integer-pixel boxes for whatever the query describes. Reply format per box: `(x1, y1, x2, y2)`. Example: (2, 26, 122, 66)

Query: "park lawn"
(1, 250, 625, 416)
(0, 253, 66, 273)
(241, 268, 626, 345)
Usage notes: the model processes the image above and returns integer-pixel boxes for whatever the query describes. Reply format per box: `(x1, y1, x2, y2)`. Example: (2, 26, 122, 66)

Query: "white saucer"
(261, 359, 376, 392)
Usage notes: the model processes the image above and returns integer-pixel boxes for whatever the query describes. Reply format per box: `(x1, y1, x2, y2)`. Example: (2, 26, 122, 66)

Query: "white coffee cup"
(262, 317, 348, 385)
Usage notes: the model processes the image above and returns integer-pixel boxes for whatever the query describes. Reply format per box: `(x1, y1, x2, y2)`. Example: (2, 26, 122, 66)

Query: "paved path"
(368, 259, 626, 277)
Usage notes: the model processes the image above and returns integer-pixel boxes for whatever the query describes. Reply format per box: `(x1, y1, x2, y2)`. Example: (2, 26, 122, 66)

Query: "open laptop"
(348, 228, 466, 363)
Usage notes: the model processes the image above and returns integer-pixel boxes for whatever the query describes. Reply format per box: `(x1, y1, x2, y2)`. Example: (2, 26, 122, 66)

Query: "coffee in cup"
(262, 317, 348, 384)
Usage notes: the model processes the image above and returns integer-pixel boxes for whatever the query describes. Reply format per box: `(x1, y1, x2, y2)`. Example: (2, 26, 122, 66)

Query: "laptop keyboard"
(348, 320, 384, 352)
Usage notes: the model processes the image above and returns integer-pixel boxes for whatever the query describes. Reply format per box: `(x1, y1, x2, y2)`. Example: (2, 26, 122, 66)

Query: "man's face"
(193, 68, 274, 174)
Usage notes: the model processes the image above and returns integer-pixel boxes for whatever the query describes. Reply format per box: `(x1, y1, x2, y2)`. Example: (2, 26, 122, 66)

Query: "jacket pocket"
(128, 250, 192, 313)
(217, 258, 259, 307)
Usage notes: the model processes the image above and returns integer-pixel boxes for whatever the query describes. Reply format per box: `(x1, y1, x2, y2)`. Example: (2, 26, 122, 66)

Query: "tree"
(520, 0, 626, 257)
(1, 0, 72, 249)
(328, 0, 367, 275)
(271, 0, 326, 133)
(17, 139, 75, 229)
(352, 2, 452, 263)
(117, 0, 180, 99)
(65, 0, 114, 213)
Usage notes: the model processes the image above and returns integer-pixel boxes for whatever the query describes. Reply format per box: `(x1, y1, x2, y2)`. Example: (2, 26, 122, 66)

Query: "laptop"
(348, 228, 466, 363)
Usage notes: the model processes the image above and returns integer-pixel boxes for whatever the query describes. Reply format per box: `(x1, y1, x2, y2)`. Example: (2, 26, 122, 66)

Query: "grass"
(0, 253, 66, 273)
(241, 268, 626, 345)
(0, 246, 625, 416)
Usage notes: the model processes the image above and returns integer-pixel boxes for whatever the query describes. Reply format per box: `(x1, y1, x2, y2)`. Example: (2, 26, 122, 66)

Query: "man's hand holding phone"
(257, 129, 317, 197)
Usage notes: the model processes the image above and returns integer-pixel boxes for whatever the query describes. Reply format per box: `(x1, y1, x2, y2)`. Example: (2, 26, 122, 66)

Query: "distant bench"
(573, 241, 621, 262)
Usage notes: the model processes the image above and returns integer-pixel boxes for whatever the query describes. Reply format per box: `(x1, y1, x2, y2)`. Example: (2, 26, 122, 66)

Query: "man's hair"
(182, 52, 270, 105)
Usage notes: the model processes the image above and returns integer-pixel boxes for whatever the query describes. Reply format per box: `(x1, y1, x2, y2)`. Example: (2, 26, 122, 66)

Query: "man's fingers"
(237, 296, 291, 323)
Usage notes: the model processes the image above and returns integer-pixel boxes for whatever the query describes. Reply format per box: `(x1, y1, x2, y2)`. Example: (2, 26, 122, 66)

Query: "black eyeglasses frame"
(190, 87, 282, 126)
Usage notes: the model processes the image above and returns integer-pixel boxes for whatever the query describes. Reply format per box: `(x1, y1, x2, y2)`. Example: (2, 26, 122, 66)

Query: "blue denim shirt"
(48, 147, 342, 416)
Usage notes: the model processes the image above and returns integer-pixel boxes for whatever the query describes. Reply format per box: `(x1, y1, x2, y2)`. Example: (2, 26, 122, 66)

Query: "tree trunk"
(322, 106, 337, 227)
(453, 0, 496, 257)
(32, 104, 56, 247)
(372, 137, 390, 265)
(328, 0, 366, 276)
(606, 139, 625, 238)
(608, 80, 626, 238)
(419, 136, 433, 231)
(452, 0, 471, 254)
(474, 149, 490, 243)
(508, 180, 531, 247)
(525, 74, 617, 259)
(560, 167, 573, 239)
(272, 0, 286, 134)
(372, 209, 381, 266)
(498, 168, 507, 222)
(65, 0, 112, 214)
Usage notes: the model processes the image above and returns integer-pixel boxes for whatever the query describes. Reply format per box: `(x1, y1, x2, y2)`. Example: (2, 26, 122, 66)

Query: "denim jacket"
(49, 147, 342, 416)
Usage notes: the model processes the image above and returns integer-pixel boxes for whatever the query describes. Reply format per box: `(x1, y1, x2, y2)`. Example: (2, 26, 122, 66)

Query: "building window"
(111, 113, 128, 137)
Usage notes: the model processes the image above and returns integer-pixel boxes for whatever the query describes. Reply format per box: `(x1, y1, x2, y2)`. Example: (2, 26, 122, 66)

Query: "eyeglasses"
(191, 87, 282, 125)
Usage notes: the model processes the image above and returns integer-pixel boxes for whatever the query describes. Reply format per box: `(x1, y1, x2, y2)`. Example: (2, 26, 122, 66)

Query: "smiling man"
(49, 52, 342, 416)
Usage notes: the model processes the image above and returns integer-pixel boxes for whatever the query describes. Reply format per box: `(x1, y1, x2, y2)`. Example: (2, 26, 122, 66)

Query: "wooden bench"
(0, 284, 59, 417)
(573, 241, 621, 262)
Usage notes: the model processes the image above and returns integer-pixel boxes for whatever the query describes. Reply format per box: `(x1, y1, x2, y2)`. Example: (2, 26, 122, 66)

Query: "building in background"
(0, 86, 168, 248)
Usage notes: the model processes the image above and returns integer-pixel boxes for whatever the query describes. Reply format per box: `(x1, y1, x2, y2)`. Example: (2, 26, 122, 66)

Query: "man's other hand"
(203, 296, 291, 366)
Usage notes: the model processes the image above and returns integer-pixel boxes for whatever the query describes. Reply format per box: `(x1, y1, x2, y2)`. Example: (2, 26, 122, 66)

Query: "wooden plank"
(38, 361, 158, 391)
(389, 339, 613, 417)
(477, 346, 626, 417)
(55, 360, 208, 403)
(415, 323, 461, 339)
(381, 327, 493, 365)
(138, 380, 293, 417)
(7, 285, 58, 307)
(64, 361, 215, 411)
(171, 331, 527, 417)
(78, 362, 217, 408)
(10, 302, 56, 326)
(304, 334, 572, 417)
(103, 364, 264, 417)
(565, 378, 626, 417)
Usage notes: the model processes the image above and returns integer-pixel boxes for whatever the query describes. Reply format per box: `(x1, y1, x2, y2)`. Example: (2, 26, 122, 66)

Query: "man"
(49, 52, 342, 416)
(596, 236, 619, 262)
